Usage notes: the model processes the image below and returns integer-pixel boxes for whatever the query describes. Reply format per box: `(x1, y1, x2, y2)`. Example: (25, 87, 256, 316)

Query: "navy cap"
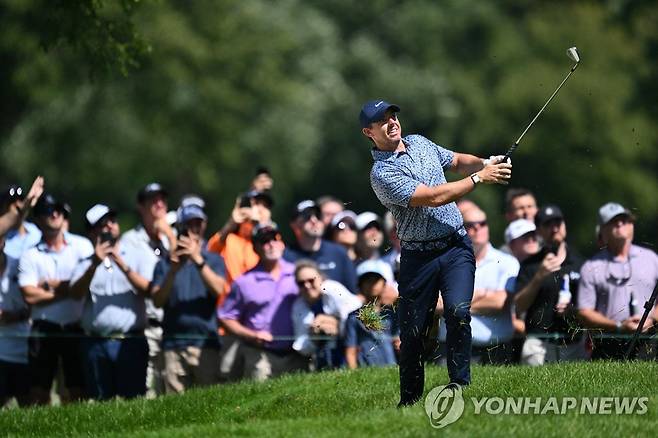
(359, 100, 400, 128)
(252, 222, 281, 244)
(178, 205, 207, 223)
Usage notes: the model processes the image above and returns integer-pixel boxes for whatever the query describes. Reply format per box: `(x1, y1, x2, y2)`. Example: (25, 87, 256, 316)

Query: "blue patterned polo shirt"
(370, 134, 465, 250)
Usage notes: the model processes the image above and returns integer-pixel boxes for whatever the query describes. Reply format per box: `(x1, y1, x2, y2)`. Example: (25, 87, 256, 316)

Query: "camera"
(239, 195, 252, 208)
(177, 223, 189, 239)
(100, 231, 116, 246)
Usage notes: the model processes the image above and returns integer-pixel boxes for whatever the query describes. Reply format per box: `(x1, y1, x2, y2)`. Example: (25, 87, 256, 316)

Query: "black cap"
(33, 194, 68, 217)
(137, 183, 168, 204)
(255, 166, 270, 176)
(245, 190, 274, 209)
(290, 199, 321, 220)
(535, 204, 564, 226)
(252, 222, 281, 244)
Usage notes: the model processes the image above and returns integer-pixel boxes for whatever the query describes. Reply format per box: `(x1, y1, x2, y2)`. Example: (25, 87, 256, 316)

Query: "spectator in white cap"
(291, 260, 362, 369)
(438, 204, 520, 364)
(578, 202, 658, 360)
(284, 200, 357, 293)
(505, 219, 539, 263)
(354, 211, 385, 263)
(120, 182, 175, 397)
(151, 204, 226, 393)
(344, 260, 400, 369)
(69, 204, 151, 400)
(327, 210, 358, 261)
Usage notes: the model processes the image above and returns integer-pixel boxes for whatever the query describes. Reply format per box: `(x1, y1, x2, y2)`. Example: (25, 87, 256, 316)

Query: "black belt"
(401, 227, 466, 251)
(147, 318, 163, 328)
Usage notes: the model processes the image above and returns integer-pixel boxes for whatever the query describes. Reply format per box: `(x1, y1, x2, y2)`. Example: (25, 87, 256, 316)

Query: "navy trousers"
(397, 236, 475, 405)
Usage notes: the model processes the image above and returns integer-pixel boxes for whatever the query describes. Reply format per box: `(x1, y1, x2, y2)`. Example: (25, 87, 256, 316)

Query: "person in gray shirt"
(578, 202, 658, 360)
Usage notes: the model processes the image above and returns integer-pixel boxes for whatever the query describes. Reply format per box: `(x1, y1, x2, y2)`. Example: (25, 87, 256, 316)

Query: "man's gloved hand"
(482, 155, 510, 167)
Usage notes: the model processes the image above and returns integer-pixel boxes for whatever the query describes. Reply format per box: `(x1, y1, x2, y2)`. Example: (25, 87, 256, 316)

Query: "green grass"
(2, 362, 657, 437)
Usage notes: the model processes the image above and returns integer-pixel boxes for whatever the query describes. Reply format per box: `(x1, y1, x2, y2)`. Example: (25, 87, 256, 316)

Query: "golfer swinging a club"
(360, 100, 512, 407)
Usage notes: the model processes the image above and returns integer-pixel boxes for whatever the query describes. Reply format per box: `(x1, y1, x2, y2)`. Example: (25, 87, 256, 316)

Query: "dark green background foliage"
(1, 0, 656, 253)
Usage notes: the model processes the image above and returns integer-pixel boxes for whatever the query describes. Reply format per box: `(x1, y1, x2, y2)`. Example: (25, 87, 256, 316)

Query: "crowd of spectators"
(0, 170, 656, 408)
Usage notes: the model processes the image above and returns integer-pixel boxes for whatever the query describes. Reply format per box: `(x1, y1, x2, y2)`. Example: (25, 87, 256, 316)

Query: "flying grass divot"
(357, 300, 384, 331)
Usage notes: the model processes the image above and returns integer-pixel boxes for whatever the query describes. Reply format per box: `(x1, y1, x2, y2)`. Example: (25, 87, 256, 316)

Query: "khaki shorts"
(240, 343, 309, 382)
(164, 346, 221, 393)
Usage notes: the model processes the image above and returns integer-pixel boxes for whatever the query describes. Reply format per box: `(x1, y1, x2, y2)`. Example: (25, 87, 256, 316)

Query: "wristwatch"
(195, 258, 206, 270)
(470, 173, 481, 185)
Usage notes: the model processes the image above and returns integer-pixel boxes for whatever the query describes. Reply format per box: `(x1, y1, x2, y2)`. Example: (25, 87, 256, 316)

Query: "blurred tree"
(0, 0, 656, 252)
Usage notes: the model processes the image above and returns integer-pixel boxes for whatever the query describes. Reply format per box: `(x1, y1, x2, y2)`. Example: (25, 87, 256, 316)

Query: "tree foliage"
(1, 0, 656, 252)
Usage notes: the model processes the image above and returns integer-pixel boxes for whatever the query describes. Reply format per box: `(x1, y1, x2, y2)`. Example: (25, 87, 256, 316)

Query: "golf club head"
(566, 47, 580, 63)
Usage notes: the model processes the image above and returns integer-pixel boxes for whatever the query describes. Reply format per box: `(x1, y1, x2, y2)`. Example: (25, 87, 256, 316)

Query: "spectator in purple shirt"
(219, 223, 309, 381)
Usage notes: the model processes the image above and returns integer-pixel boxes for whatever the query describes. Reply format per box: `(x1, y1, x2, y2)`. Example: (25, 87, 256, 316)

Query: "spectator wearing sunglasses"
(438, 205, 519, 364)
(578, 203, 658, 360)
(18, 194, 94, 405)
(514, 204, 586, 365)
(219, 223, 309, 381)
(291, 259, 361, 369)
(284, 200, 357, 293)
(354, 212, 385, 263)
(327, 210, 358, 261)
(504, 219, 540, 263)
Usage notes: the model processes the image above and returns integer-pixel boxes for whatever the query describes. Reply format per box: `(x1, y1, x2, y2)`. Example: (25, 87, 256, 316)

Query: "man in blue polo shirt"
(360, 99, 512, 406)
(151, 205, 226, 393)
(284, 200, 357, 293)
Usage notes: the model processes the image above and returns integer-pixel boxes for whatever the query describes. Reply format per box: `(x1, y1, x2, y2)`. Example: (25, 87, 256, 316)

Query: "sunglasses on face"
(296, 278, 317, 287)
(464, 220, 487, 230)
(301, 211, 320, 222)
(254, 233, 281, 246)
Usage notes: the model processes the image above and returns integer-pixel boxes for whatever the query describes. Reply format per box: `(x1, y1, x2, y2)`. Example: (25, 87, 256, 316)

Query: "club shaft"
(505, 62, 579, 158)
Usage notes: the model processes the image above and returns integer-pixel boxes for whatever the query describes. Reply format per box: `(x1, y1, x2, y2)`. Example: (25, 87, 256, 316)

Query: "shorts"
(28, 320, 85, 392)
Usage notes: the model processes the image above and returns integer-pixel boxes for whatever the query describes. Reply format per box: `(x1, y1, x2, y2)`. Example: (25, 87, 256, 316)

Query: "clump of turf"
(357, 300, 384, 331)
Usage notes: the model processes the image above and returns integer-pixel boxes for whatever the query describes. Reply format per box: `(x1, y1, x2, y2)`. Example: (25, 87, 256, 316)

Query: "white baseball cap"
(85, 204, 116, 228)
(330, 210, 357, 228)
(356, 259, 394, 284)
(504, 219, 536, 244)
(355, 211, 381, 231)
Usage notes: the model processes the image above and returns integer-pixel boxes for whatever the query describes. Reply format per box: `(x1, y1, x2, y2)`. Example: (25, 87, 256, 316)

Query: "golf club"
(624, 280, 658, 360)
(503, 47, 580, 160)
